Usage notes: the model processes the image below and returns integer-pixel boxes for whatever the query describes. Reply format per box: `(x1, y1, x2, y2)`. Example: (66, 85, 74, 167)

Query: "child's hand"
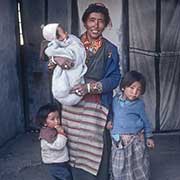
(106, 121, 113, 130)
(146, 138, 155, 149)
(55, 125, 65, 135)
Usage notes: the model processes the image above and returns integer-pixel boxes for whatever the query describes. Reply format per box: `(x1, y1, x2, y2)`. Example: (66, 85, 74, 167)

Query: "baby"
(42, 23, 87, 105)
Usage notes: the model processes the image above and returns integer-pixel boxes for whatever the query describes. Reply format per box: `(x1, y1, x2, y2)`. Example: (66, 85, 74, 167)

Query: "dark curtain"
(129, 0, 180, 131)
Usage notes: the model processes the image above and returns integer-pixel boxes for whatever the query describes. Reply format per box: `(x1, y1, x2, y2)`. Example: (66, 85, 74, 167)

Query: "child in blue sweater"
(110, 71, 155, 180)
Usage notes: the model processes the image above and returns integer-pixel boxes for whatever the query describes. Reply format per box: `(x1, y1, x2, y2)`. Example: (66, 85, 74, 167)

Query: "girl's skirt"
(110, 133, 150, 180)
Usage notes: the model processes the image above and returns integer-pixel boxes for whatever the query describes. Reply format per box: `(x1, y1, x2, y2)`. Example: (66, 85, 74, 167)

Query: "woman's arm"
(48, 56, 74, 71)
(71, 47, 121, 96)
(53, 56, 74, 69)
(100, 47, 121, 93)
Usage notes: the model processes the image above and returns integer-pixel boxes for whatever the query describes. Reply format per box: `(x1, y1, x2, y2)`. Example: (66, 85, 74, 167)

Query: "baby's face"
(56, 27, 67, 41)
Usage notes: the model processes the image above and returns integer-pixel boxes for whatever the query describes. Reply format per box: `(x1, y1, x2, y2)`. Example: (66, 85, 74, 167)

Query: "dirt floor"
(0, 131, 180, 180)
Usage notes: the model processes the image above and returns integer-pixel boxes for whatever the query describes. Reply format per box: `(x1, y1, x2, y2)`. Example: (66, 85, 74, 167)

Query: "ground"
(0, 132, 180, 180)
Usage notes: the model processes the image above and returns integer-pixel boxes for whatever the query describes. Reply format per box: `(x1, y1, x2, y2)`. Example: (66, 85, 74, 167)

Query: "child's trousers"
(48, 162, 72, 180)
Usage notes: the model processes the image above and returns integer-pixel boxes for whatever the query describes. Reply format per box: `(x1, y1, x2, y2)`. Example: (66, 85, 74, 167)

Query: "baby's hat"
(42, 23, 58, 41)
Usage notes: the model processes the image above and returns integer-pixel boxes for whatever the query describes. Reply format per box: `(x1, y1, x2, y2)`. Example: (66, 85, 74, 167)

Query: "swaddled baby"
(42, 23, 87, 105)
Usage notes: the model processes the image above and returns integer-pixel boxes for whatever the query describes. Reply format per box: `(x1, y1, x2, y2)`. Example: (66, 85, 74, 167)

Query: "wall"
(21, 0, 72, 129)
(129, 0, 180, 131)
(0, 0, 24, 146)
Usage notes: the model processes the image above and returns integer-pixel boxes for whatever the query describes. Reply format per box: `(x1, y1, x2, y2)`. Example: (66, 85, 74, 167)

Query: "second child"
(35, 103, 72, 180)
(110, 71, 155, 180)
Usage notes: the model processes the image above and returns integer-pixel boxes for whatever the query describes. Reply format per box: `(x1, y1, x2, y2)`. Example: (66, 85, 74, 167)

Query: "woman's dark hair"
(120, 71, 146, 95)
(82, 3, 111, 27)
(35, 103, 61, 127)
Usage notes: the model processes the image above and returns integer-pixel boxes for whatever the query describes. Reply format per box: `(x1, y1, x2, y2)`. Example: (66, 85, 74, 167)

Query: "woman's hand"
(106, 121, 113, 129)
(71, 84, 88, 96)
(54, 56, 74, 70)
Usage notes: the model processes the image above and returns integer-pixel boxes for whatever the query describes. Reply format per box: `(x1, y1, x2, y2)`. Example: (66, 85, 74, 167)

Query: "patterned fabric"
(110, 133, 150, 180)
(82, 94, 100, 104)
(83, 38, 107, 82)
(90, 81, 103, 94)
(61, 101, 108, 175)
(81, 32, 103, 58)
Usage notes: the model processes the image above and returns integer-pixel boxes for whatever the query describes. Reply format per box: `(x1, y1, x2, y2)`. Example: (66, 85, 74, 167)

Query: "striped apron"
(62, 100, 108, 175)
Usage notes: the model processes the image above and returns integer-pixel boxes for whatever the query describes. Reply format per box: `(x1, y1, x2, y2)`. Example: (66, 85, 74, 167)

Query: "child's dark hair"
(35, 103, 61, 127)
(120, 71, 146, 95)
(82, 3, 111, 27)
(56, 24, 66, 38)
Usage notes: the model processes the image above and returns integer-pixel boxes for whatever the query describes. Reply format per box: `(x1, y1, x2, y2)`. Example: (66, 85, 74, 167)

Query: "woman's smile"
(84, 12, 105, 40)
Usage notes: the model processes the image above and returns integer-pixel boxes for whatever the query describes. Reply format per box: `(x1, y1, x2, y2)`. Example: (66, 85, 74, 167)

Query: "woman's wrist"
(86, 83, 91, 93)
(50, 56, 57, 64)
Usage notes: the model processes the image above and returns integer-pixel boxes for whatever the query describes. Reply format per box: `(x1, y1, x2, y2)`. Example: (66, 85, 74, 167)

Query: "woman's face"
(84, 12, 106, 41)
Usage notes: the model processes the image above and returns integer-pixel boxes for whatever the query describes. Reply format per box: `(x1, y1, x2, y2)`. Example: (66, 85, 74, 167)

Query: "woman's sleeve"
(100, 47, 121, 93)
(41, 134, 67, 150)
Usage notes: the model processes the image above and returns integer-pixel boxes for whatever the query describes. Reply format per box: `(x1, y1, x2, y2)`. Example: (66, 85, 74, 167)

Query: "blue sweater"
(111, 94, 153, 138)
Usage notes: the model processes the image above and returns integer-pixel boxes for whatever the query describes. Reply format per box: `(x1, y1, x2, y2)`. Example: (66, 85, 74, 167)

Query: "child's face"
(56, 27, 67, 41)
(123, 81, 142, 101)
(45, 111, 61, 128)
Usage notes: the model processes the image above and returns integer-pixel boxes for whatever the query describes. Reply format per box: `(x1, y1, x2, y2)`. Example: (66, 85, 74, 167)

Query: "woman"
(51, 3, 121, 180)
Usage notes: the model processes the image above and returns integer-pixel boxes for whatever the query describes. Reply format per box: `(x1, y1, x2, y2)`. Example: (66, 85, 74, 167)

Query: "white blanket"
(45, 34, 87, 105)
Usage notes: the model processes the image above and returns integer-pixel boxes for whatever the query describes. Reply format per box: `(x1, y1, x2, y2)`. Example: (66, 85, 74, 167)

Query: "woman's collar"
(81, 32, 103, 52)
